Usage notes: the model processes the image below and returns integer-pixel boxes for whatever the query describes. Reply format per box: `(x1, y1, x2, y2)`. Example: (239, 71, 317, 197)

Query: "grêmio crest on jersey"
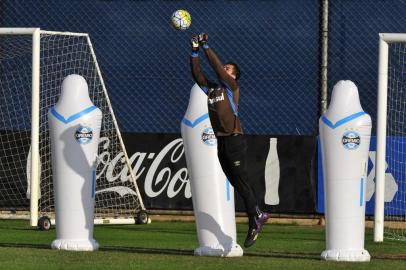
(208, 86, 226, 105)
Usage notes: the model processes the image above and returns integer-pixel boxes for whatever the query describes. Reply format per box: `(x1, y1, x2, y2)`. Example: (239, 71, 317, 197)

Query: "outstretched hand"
(191, 35, 199, 52)
(198, 33, 208, 46)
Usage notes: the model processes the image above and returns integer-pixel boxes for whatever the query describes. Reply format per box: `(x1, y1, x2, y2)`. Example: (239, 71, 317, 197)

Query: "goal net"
(375, 33, 406, 241)
(0, 28, 146, 226)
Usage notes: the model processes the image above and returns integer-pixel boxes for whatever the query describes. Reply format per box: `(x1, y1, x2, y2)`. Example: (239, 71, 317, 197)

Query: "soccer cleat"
(244, 212, 270, 248)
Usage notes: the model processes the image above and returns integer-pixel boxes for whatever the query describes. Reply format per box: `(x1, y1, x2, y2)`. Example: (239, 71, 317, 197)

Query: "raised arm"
(190, 35, 209, 88)
(200, 34, 238, 91)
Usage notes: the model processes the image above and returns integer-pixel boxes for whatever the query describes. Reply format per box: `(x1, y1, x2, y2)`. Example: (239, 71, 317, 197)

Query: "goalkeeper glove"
(199, 33, 209, 47)
(191, 35, 199, 52)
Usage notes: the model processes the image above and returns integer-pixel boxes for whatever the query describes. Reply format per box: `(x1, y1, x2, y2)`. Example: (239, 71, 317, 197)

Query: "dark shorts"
(216, 134, 257, 216)
(217, 134, 247, 177)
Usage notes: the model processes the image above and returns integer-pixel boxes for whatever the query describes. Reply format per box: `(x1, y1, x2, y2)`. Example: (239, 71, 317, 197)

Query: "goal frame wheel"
(136, 210, 149, 224)
(38, 216, 51, 231)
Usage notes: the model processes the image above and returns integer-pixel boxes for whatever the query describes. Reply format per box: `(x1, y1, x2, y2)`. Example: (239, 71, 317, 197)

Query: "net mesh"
(0, 32, 144, 221)
(384, 42, 406, 240)
(0, 35, 32, 210)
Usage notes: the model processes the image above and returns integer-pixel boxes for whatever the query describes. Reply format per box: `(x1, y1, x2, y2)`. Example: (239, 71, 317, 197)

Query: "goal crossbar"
(0, 28, 88, 37)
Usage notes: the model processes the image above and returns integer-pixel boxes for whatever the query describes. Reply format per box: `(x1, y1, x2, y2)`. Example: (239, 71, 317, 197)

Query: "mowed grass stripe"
(0, 220, 405, 270)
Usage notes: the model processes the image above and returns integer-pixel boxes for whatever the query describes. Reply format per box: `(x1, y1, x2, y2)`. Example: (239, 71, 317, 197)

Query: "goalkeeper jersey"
(190, 47, 243, 137)
(201, 82, 243, 136)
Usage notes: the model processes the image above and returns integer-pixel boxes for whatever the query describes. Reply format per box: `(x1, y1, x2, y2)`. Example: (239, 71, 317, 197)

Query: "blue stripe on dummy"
(200, 86, 208, 94)
(321, 111, 366, 129)
(51, 106, 97, 124)
(226, 178, 231, 201)
(191, 52, 199, 58)
(226, 88, 237, 116)
(92, 170, 96, 198)
(182, 113, 209, 128)
(360, 177, 364, 207)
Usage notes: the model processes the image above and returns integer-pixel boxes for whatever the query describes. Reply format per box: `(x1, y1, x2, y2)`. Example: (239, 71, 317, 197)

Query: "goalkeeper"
(189, 33, 269, 248)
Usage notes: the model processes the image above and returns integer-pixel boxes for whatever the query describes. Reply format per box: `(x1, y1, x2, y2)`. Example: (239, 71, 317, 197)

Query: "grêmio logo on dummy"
(342, 130, 360, 150)
(75, 125, 93, 145)
(201, 127, 217, 146)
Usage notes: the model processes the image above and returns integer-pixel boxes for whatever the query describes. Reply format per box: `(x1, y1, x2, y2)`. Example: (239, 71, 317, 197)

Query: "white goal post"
(0, 28, 147, 227)
(374, 33, 406, 242)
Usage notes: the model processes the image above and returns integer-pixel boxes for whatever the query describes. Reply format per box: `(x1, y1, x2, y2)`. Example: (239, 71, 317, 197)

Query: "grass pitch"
(0, 219, 405, 270)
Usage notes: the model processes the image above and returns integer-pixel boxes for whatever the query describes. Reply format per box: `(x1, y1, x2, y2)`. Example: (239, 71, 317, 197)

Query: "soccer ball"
(171, 9, 191, 31)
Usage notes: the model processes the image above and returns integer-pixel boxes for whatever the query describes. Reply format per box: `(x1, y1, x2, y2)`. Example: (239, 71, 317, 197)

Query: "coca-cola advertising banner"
(122, 133, 318, 214)
(0, 131, 317, 213)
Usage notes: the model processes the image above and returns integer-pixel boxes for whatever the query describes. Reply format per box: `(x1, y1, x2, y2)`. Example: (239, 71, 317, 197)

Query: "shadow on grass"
(0, 243, 194, 257)
(0, 242, 50, 250)
(0, 242, 193, 257)
(10, 227, 54, 232)
(237, 233, 324, 242)
(99, 226, 196, 235)
(244, 250, 320, 260)
(101, 246, 329, 262)
(268, 236, 324, 242)
(100, 246, 194, 256)
(0, 223, 44, 232)
(101, 246, 324, 261)
(372, 253, 406, 260)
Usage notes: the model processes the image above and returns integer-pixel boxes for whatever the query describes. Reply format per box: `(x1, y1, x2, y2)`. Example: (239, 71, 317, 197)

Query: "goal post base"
(321, 249, 370, 262)
(51, 239, 99, 251)
(194, 244, 243, 257)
